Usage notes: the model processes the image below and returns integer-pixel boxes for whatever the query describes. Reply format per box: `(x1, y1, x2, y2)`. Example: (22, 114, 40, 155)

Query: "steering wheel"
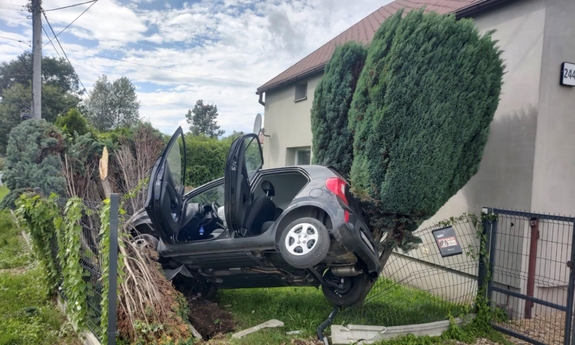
(211, 202, 224, 226)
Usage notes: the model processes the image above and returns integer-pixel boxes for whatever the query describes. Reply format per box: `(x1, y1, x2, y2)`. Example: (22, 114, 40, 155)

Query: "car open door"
(224, 134, 263, 234)
(145, 127, 186, 242)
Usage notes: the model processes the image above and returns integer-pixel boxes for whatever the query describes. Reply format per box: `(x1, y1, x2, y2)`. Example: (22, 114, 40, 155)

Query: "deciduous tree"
(83, 75, 140, 131)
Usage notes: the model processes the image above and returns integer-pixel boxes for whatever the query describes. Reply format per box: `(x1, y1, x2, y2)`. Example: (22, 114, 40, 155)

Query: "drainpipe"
(525, 218, 539, 319)
(257, 91, 265, 106)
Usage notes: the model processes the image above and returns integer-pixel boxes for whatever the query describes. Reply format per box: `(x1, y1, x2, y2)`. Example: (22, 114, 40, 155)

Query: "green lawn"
(0, 189, 79, 345)
(217, 278, 467, 344)
(0, 186, 8, 201)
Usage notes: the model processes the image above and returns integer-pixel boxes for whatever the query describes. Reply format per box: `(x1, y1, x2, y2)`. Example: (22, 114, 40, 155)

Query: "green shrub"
(55, 108, 91, 138)
(349, 10, 504, 250)
(0, 120, 66, 210)
(311, 41, 367, 178)
(0, 157, 4, 171)
(185, 134, 229, 187)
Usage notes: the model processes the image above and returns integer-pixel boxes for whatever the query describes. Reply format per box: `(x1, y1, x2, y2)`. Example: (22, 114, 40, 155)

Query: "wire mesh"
(489, 210, 575, 345)
(48, 198, 105, 341)
(339, 215, 480, 326)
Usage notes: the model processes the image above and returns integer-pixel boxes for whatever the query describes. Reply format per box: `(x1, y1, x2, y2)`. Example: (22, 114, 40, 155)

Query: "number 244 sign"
(561, 62, 575, 87)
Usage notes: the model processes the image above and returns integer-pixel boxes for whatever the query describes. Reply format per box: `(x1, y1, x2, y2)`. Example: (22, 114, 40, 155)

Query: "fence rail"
(485, 207, 575, 345)
(339, 214, 481, 327)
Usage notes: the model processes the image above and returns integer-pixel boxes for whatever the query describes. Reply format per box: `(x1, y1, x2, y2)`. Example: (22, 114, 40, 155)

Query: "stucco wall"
(530, 0, 575, 215)
(422, 0, 546, 226)
(262, 73, 323, 168)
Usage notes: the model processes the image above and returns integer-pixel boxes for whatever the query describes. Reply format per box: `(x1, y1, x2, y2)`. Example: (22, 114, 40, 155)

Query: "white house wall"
(262, 73, 323, 168)
(423, 0, 546, 226)
(530, 0, 575, 216)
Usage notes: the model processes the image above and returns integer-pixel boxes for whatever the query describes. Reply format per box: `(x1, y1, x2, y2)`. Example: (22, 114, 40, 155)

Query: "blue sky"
(0, 0, 391, 134)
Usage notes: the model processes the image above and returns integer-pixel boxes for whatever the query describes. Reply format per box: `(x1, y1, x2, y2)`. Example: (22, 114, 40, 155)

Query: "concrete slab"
(231, 319, 284, 339)
(331, 315, 474, 344)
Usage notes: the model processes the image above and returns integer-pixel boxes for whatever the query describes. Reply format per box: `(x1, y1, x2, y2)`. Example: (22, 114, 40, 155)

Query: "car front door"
(145, 127, 186, 243)
(224, 134, 263, 234)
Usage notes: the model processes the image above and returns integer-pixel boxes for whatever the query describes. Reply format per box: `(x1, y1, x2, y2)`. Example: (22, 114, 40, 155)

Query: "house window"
(286, 146, 311, 166)
(296, 148, 311, 165)
(295, 83, 307, 102)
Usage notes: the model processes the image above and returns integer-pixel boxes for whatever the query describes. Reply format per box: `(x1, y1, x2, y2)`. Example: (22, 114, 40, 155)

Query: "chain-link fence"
(37, 189, 119, 344)
(339, 215, 480, 326)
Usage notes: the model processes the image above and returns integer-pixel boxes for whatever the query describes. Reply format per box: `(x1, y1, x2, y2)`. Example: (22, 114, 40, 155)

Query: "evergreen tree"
(349, 10, 504, 251)
(185, 100, 225, 138)
(311, 41, 367, 178)
(55, 108, 91, 137)
(0, 120, 67, 210)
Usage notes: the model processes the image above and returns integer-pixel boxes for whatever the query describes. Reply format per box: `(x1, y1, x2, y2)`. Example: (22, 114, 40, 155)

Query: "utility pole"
(31, 0, 42, 119)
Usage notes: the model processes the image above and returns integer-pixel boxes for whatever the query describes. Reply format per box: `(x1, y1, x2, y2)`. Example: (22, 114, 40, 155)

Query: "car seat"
(241, 180, 276, 236)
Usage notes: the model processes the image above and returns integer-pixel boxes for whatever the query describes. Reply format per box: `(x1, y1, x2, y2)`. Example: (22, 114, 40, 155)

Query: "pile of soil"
(187, 296, 237, 340)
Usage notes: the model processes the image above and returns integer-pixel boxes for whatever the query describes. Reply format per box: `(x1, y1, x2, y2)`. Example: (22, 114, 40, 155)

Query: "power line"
(92, 54, 259, 86)
(42, 10, 87, 94)
(42, 25, 62, 58)
(44, 0, 97, 12)
(43, 0, 98, 48)
(0, 35, 31, 46)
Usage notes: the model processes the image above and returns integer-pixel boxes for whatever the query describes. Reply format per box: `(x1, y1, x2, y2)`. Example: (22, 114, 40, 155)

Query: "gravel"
(453, 312, 567, 345)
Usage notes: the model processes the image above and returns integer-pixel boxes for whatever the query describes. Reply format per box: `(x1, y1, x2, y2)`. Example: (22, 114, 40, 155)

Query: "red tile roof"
(257, 0, 497, 94)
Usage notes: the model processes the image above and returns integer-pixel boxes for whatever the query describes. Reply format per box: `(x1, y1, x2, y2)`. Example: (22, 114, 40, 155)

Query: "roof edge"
(455, 0, 515, 18)
(257, 0, 512, 95)
(256, 64, 326, 94)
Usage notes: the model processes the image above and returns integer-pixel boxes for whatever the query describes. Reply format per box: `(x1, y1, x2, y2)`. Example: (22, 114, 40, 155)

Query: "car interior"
(175, 171, 310, 243)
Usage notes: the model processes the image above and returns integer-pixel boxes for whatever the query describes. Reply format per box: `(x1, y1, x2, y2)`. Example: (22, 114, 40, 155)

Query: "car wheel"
(321, 270, 367, 307)
(279, 217, 330, 269)
(132, 233, 159, 251)
(172, 276, 218, 301)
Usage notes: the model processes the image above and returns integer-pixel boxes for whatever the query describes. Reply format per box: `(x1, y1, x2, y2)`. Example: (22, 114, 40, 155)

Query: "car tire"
(279, 217, 330, 269)
(173, 276, 218, 301)
(321, 270, 367, 307)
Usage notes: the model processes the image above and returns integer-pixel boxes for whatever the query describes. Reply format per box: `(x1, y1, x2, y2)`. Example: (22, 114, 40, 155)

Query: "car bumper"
(332, 215, 380, 274)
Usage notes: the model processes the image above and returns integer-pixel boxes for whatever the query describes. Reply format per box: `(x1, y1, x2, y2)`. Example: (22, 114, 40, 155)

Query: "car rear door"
(224, 134, 263, 233)
(145, 127, 186, 242)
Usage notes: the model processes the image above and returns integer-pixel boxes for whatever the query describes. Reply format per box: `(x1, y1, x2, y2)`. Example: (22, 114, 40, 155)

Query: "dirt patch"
(187, 297, 237, 340)
(0, 267, 26, 275)
(286, 339, 324, 345)
(199, 335, 324, 345)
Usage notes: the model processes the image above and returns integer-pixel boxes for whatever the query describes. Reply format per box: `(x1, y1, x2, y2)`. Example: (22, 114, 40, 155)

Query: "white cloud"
(0, 0, 393, 134)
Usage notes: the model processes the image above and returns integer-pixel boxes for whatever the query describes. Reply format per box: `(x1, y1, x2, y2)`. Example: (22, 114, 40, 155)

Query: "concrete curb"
(331, 314, 475, 344)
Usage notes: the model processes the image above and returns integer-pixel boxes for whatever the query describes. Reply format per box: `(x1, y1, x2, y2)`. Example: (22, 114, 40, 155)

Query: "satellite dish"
(253, 113, 262, 134)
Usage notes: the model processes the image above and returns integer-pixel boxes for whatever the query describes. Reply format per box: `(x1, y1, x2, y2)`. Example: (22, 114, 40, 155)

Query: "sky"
(0, 0, 392, 135)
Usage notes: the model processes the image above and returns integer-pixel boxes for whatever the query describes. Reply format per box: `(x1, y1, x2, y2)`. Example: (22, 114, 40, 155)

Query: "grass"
(0, 188, 79, 345)
(338, 278, 467, 326)
(0, 186, 8, 201)
(0, 266, 78, 345)
(216, 278, 467, 344)
(0, 211, 30, 269)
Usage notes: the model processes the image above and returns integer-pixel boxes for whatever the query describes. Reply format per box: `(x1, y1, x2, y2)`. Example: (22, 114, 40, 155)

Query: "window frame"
(294, 82, 307, 102)
(295, 148, 311, 165)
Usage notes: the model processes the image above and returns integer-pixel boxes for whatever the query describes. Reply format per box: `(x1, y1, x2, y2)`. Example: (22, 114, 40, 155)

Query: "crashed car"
(134, 127, 382, 306)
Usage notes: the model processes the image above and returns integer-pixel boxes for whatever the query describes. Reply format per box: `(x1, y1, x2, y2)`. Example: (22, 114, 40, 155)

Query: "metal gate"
(483, 208, 575, 345)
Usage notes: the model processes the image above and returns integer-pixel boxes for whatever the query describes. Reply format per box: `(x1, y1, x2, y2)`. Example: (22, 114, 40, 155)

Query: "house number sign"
(561, 62, 575, 87)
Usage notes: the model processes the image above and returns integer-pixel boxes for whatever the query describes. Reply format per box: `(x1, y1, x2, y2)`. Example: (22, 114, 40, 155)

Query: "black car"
(134, 127, 382, 306)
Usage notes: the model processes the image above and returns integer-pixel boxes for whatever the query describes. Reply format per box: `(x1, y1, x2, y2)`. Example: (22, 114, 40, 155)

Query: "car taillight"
(326, 177, 349, 206)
